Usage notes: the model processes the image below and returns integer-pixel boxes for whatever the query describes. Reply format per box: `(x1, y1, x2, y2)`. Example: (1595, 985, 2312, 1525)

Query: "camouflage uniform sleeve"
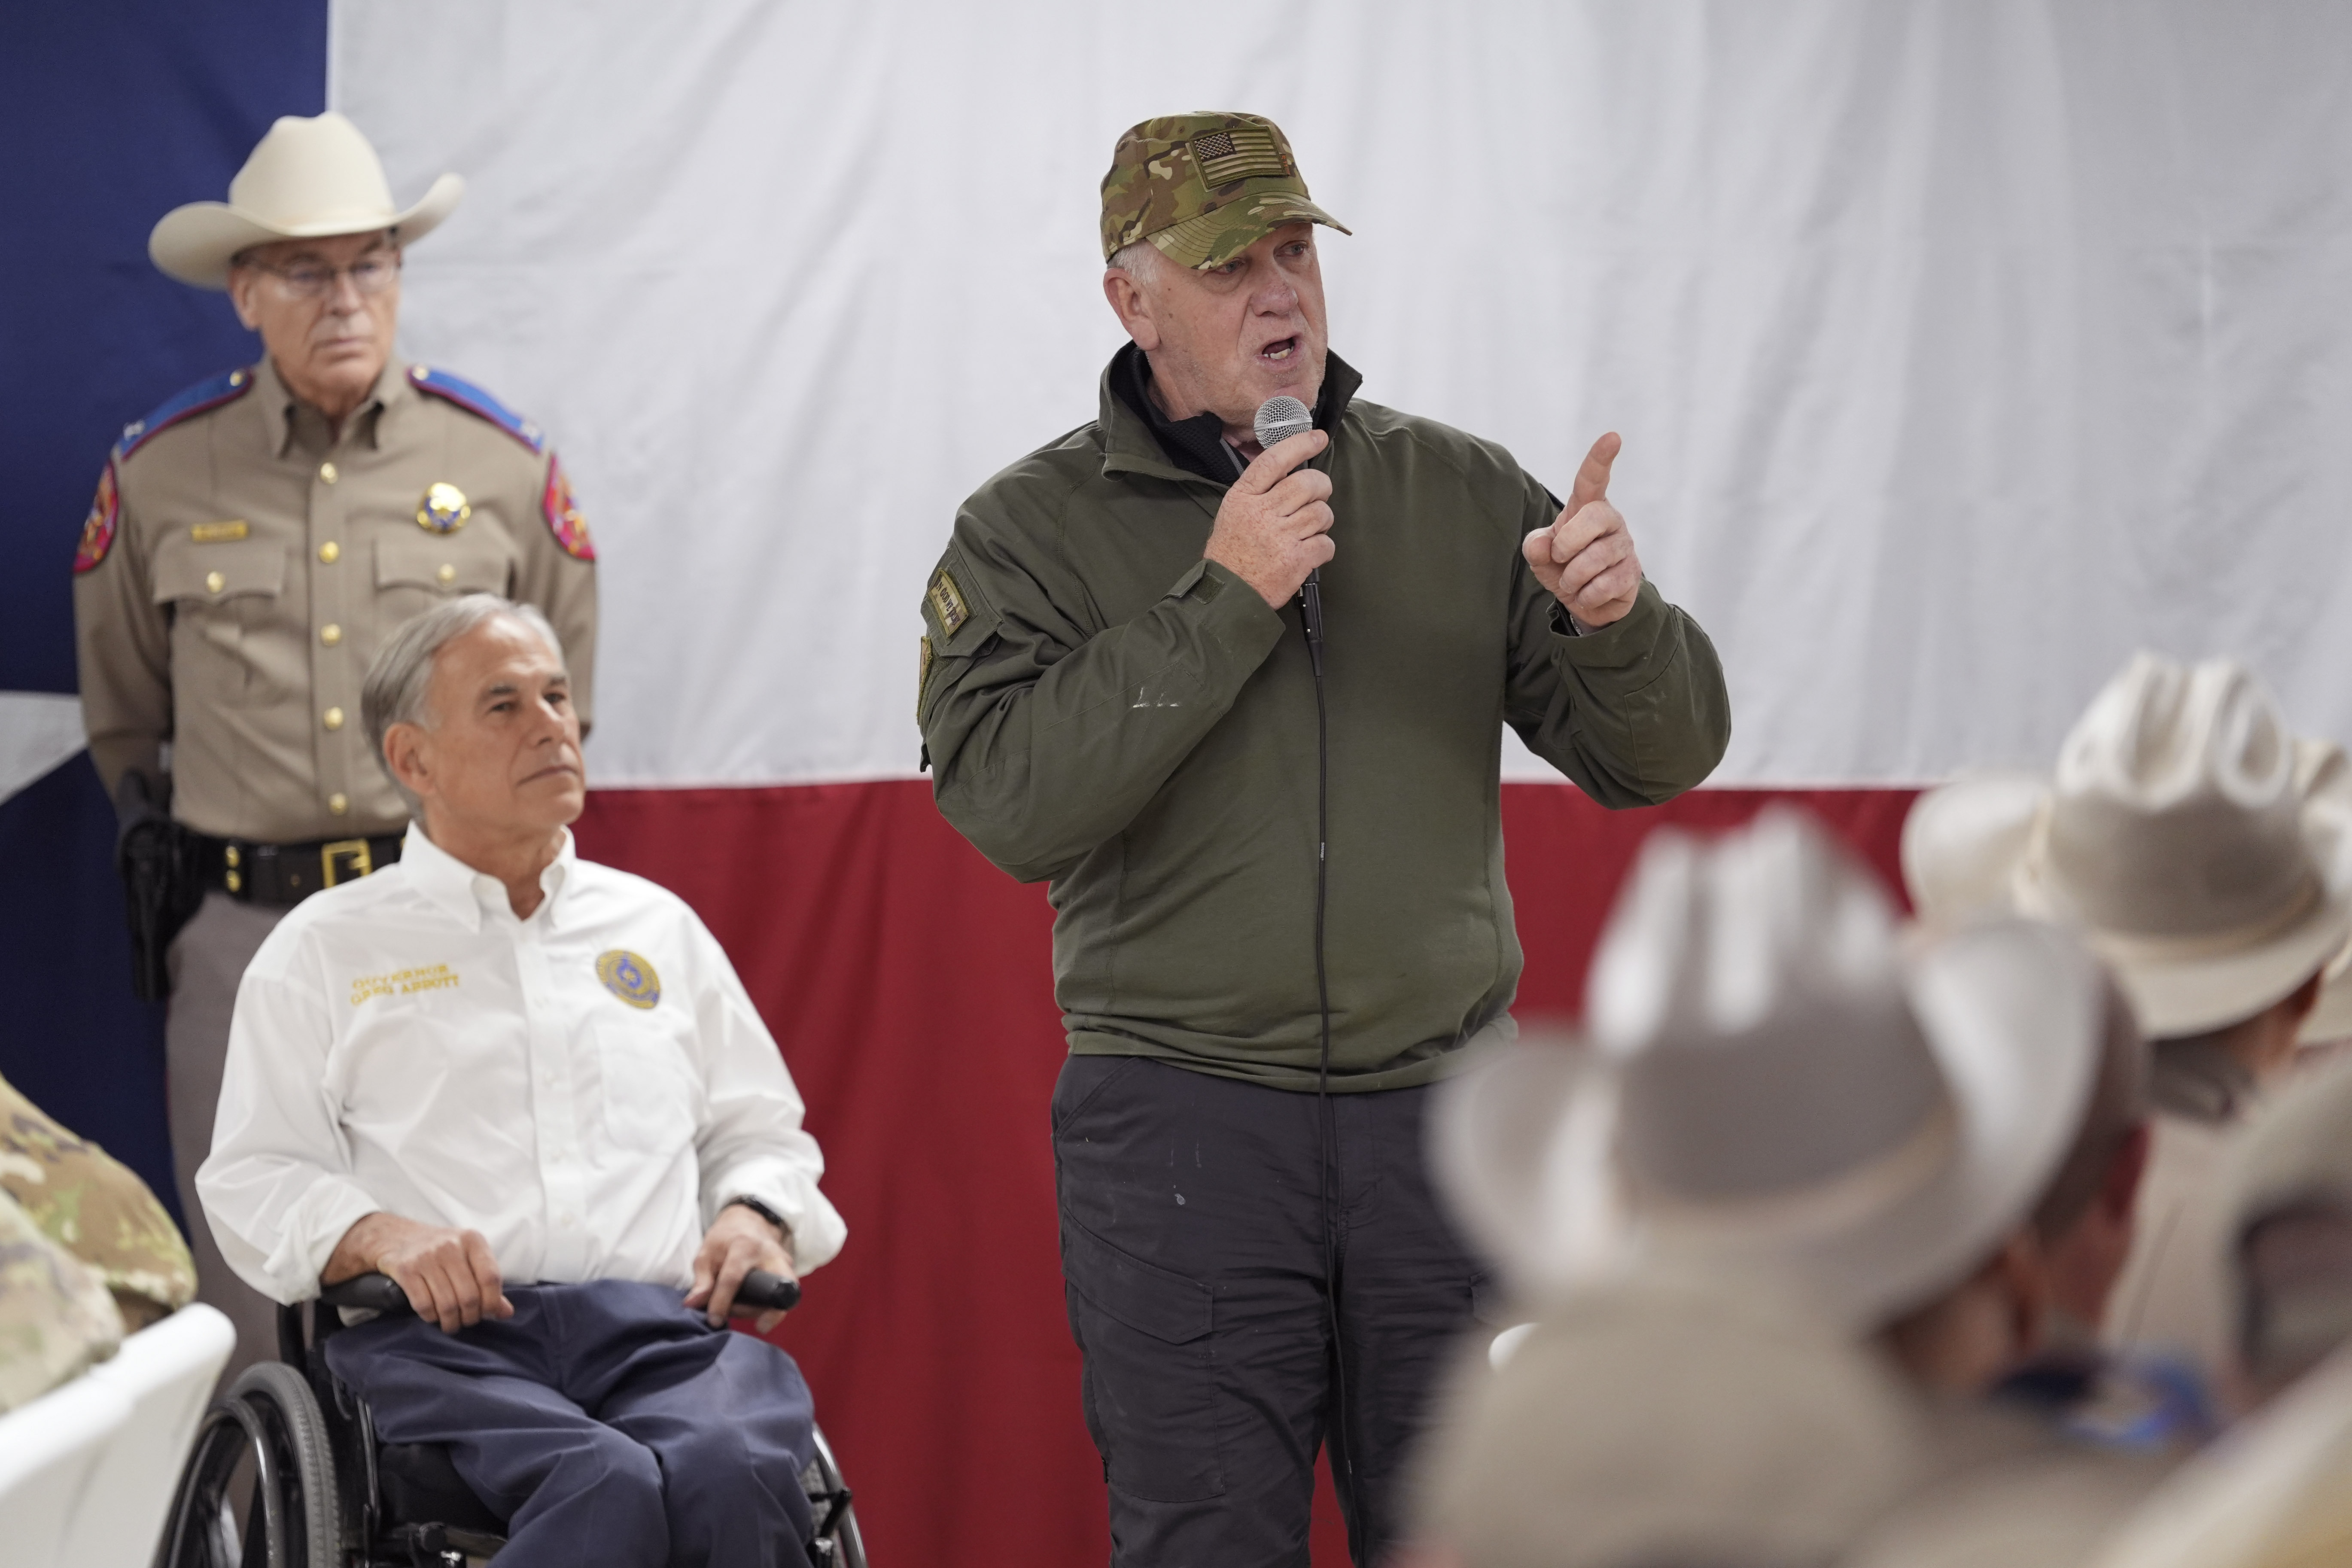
(0, 1190, 124, 1413)
(1503, 473, 1731, 807)
(508, 448, 599, 732)
(71, 456, 173, 801)
(0, 1072, 197, 1331)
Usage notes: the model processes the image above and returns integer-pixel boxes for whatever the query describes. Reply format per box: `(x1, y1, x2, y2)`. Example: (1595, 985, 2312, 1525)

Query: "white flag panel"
(334, 0, 2352, 789)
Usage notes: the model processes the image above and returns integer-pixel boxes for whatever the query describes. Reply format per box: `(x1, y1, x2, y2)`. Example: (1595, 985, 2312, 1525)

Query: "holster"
(114, 772, 206, 1002)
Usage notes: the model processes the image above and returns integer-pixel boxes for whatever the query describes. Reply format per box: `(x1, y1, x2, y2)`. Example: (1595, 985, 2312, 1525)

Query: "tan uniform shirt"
(2102, 1040, 2261, 1393)
(2104, 1110, 2237, 1385)
(72, 357, 597, 842)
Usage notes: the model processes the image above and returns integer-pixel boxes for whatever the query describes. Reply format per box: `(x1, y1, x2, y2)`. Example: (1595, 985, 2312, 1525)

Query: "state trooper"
(71, 111, 598, 1381)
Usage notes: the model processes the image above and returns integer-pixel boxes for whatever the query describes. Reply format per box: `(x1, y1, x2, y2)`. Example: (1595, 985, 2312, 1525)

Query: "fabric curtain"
(338, 0, 2352, 789)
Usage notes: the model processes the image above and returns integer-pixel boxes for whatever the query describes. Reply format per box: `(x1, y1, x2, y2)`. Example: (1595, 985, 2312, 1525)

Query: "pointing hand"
(1523, 432, 1642, 630)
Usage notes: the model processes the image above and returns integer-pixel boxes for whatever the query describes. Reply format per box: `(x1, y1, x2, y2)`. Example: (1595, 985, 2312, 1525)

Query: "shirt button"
(320, 623, 342, 646)
(323, 706, 345, 731)
(327, 792, 349, 816)
(318, 541, 341, 564)
(436, 563, 456, 585)
(204, 570, 225, 594)
(320, 461, 339, 484)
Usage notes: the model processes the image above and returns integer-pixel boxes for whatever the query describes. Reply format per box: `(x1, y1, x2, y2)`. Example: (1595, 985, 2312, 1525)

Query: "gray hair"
(362, 594, 564, 813)
(1108, 238, 1169, 282)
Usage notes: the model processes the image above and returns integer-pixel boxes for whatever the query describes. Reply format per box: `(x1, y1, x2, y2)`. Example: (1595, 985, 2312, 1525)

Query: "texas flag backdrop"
(6, 4, 2352, 1564)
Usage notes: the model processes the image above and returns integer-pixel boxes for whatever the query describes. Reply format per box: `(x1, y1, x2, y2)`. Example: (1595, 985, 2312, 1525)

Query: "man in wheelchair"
(196, 594, 848, 1568)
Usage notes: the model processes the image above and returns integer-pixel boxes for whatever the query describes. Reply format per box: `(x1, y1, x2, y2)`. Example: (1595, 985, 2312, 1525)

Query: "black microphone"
(1254, 396, 1324, 652)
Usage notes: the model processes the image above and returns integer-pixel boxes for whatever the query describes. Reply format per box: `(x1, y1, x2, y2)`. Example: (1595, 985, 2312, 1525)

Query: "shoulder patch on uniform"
(927, 569, 970, 637)
(113, 366, 257, 463)
(73, 461, 120, 574)
(407, 365, 548, 453)
(540, 454, 595, 560)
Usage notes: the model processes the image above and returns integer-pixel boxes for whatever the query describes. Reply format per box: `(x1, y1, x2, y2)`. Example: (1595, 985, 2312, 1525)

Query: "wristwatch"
(723, 1194, 791, 1239)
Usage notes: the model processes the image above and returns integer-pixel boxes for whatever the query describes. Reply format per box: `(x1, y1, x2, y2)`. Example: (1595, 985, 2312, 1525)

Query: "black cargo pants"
(1052, 1054, 1494, 1568)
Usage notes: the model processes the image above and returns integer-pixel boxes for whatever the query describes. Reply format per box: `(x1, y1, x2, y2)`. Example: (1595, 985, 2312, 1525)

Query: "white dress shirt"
(198, 825, 846, 1305)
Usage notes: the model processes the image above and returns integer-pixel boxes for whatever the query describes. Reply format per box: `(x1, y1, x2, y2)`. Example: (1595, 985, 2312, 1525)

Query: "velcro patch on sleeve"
(73, 462, 120, 574)
(926, 569, 970, 638)
(920, 548, 999, 658)
(541, 454, 595, 561)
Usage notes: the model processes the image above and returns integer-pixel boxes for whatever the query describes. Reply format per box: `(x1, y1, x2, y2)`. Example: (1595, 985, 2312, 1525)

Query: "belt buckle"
(320, 838, 374, 888)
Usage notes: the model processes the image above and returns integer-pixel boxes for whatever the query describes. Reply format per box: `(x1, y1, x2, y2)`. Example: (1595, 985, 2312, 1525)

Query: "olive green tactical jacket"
(919, 353, 1730, 1091)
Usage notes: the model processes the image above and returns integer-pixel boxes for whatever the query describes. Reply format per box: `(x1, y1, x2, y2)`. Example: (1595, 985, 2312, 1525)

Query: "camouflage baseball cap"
(1100, 112, 1350, 270)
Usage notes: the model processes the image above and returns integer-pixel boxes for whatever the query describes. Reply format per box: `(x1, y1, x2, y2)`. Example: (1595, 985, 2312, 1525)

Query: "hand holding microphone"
(1525, 431, 1643, 630)
(1203, 396, 1332, 610)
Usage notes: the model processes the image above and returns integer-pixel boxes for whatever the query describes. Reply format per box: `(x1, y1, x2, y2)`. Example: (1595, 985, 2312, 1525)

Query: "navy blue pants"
(324, 1279, 816, 1568)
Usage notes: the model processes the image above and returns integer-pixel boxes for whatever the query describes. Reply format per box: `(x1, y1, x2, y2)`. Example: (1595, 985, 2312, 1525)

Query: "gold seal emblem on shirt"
(596, 950, 662, 1010)
(417, 482, 472, 535)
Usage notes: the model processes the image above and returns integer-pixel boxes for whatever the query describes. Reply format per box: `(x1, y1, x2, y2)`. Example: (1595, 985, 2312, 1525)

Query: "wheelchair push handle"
(319, 1273, 413, 1315)
(318, 1269, 802, 1316)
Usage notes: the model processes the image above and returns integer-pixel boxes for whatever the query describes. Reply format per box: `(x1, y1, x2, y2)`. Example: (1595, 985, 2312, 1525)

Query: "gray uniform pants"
(167, 891, 286, 1388)
(1052, 1054, 1494, 1568)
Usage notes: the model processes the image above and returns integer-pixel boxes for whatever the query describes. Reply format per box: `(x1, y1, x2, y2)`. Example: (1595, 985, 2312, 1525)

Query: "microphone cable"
(1241, 397, 1363, 1551)
(1300, 567, 1360, 1551)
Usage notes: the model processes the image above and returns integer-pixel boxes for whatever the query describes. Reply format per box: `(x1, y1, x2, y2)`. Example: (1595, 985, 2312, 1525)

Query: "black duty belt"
(193, 832, 405, 908)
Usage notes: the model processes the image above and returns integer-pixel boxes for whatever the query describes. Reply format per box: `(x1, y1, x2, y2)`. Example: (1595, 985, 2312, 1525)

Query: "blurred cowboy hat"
(149, 112, 462, 289)
(1900, 770, 2048, 929)
(2292, 739, 2352, 1044)
(1433, 807, 2108, 1331)
(1902, 655, 2351, 1038)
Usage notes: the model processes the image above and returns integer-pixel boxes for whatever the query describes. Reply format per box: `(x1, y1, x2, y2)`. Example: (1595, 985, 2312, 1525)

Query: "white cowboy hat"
(149, 112, 462, 289)
(2292, 739, 2352, 1044)
(1902, 654, 2352, 1038)
(1433, 807, 2108, 1331)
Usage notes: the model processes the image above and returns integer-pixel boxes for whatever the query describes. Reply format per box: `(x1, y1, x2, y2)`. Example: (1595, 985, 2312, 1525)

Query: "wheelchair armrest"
(319, 1272, 415, 1315)
(316, 1269, 801, 1315)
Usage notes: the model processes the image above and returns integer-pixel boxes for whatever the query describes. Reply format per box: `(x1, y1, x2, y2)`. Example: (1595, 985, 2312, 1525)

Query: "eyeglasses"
(238, 250, 403, 300)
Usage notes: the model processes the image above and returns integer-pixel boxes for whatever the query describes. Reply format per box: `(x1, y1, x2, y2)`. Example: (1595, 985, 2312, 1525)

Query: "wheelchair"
(156, 1270, 865, 1568)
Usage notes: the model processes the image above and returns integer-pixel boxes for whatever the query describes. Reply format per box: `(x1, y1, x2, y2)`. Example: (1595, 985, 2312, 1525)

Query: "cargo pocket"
(1059, 1219, 1223, 1503)
(152, 536, 288, 707)
(375, 534, 513, 628)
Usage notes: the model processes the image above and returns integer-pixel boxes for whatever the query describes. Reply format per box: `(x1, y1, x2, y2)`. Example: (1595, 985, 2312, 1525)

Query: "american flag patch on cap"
(1192, 125, 1289, 186)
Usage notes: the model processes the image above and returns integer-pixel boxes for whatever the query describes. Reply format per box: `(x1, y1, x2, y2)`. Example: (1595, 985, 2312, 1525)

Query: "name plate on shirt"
(190, 519, 250, 544)
(350, 963, 460, 1006)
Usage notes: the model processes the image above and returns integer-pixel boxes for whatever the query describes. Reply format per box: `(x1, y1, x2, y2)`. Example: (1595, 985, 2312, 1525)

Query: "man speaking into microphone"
(916, 113, 1730, 1565)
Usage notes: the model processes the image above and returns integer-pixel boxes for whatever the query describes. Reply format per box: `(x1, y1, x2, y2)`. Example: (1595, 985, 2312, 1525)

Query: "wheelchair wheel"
(157, 1398, 271, 1568)
(158, 1362, 346, 1568)
(803, 1426, 867, 1568)
(232, 1361, 344, 1566)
